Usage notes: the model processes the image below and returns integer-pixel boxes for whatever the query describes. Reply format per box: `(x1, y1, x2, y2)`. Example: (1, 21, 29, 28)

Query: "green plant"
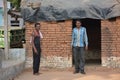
(8, 0, 21, 10)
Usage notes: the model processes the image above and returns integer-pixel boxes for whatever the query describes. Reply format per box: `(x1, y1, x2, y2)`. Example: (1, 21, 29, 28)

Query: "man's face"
(76, 21, 81, 28)
(36, 24, 40, 30)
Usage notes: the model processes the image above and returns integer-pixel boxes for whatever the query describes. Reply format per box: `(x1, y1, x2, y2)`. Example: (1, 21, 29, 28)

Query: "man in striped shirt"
(72, 20, 88, 74)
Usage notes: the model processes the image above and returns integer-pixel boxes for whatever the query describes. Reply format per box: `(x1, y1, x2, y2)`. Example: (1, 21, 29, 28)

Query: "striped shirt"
(71, 27, 88, 47)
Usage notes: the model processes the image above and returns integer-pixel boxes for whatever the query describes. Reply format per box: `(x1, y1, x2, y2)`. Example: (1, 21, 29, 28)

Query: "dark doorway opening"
(72, 18, 101, 65)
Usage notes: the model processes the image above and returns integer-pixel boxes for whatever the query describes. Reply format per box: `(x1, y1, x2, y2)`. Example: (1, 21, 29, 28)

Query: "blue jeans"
(73, 47, 85, 71)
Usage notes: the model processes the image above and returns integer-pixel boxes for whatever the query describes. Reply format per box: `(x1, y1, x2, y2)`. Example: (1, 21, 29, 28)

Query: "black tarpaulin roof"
(21, 0, 120, 22)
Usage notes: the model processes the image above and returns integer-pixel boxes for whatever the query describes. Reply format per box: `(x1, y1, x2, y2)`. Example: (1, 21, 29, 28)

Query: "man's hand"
(85, 46, 88, 51)
(34, 48, 38, 54)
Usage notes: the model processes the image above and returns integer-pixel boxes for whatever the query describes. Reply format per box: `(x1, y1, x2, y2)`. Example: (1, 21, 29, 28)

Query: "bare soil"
(14, 66, 120, 80)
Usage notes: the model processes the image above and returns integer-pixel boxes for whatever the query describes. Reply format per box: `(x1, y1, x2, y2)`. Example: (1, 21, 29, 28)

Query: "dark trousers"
(73, 47, 85, 72)
(33, 51, 41, 74)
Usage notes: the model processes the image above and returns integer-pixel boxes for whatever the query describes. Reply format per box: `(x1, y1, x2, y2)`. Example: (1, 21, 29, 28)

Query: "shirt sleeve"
(30, 32, 34, 44)
(71, 29, 75, 46)
(84, 28, 88, 46)
(39, 31, 43, 38)
(30, 37, 32, 44)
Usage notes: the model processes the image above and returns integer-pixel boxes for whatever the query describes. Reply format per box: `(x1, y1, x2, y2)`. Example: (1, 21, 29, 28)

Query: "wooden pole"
(3, 0, 9, 60)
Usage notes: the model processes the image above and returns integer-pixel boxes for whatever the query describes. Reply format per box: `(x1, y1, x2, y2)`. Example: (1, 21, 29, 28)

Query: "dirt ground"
(14, 66, 120, 80)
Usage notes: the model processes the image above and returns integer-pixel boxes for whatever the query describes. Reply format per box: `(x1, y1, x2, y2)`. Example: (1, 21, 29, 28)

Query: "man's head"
(35, 23, 41, 30)
(76, 20, 82, 28)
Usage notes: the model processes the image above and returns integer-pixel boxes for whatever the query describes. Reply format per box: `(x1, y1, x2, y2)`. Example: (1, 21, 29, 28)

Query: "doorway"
(72, 18, 101, 65)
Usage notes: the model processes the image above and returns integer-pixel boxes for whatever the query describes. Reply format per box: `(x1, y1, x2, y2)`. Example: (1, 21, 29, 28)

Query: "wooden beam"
(3, 0, 9, 60)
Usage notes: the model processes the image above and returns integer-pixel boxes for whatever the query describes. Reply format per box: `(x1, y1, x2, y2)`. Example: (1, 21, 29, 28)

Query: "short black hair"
(76, 20, 82, 23)
(35, 23, 40, 27)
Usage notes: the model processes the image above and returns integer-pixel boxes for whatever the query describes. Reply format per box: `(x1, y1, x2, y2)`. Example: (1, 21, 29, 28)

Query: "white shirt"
(30, 30, 43, 43)
(76, 28, 80, 47)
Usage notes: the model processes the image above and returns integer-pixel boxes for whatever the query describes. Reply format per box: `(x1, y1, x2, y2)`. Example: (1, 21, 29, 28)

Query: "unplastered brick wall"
(25, 20, 72, 68)
(101, 17, 120, 68)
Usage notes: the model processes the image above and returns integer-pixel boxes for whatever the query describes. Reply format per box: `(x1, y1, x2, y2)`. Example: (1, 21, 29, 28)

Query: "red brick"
(101, 17, 120, 57)
(25, 20, 72, 57)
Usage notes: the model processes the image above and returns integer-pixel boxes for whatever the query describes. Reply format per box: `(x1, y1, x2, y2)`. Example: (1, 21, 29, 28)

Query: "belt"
(76, 46, 80, 47)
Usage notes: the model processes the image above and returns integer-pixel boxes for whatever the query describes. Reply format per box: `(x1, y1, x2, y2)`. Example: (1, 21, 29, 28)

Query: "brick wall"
(101, 17, 120, 68)
(25, 20, 72, 68)
(25, 17, 120, 68)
